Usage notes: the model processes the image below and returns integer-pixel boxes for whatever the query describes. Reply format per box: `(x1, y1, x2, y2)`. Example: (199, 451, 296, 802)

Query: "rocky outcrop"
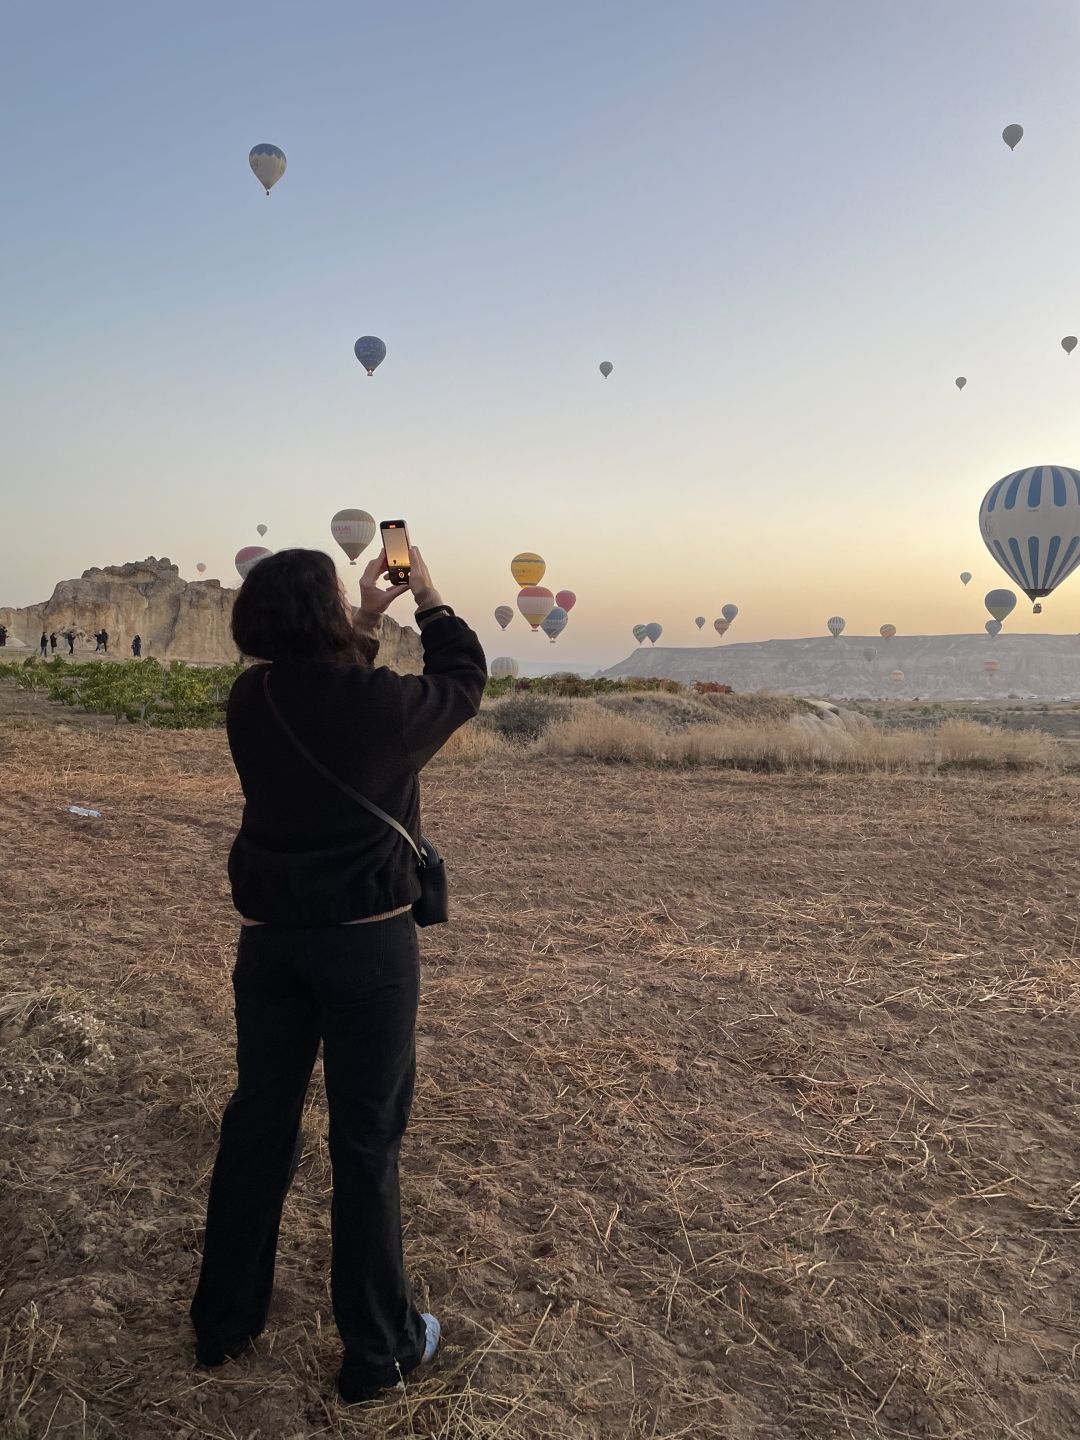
(0, 558, 423, 672)
(604, 633, 1080, 701)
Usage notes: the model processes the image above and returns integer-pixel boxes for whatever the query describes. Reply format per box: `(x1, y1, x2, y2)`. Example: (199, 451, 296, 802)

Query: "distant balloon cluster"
(490, 554, 579, 670)
(632, 623, 662, 645)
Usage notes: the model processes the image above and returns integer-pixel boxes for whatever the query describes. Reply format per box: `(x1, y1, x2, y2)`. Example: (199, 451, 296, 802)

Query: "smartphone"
(380, 520, 411, 584)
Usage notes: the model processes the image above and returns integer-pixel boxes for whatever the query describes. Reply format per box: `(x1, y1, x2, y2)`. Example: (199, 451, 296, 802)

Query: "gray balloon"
(1002, 123, 1023, 151)
(599, 361, 613, 378)
(354, 336, 387, 376)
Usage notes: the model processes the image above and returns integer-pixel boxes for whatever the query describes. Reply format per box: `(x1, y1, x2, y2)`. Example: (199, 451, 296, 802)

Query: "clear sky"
(3, 1, 1080, 667)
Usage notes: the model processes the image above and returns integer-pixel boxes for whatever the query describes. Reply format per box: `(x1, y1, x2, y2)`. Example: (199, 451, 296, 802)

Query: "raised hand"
(356, 550, 410, 632)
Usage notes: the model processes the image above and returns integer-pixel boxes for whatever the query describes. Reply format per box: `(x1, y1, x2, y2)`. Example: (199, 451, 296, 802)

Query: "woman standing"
(190, 544, 486, 1403)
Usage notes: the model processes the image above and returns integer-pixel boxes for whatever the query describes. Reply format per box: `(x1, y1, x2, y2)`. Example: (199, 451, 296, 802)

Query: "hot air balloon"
(984, 659, 1000, 675)
(256, 523, 268, 537)
(1033, 601, 1043, 614)
(517, 587, 554, 630)
(890, 670, 905, 684)
(249, 144, 286, 194)
(599, 362, 613, 378)
(713, 618, 730, 636)
(490, 657, 519, 680)
(980, 466, 1080, 601)
(494, 605, 514, 630)
(694, 616, 706, 629)
(721, 604, 739, 623)
(863, 648, 876, 663)
(330, 509, 376, 564)
(541, 606, 568, 643)
(633, 624, 648, 645)
(984, 588, 1017, 623)
(955, 376, 967, 391)
(1002, 123, 1024, 151)
(195, 562, 207, 574)
(353, 336, 387, 376)
(644, 622, 663, 644)
(880, 624, 896, 640)
(1063, 337, 1078, 356)
(960, 571, 972, 585)
(235, 546, 271, 581)
(827, 616, 846, 637)
(511, 553, 546, 586)
(555, 589, 577, 612)
(986, 619, 1002, 638)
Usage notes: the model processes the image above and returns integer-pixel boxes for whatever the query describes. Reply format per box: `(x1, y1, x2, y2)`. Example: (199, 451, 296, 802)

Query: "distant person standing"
(49, 632, 57, 654)
(65, 630, 76, 655)
(39, 631, 48, 658)
(132, 635, 142, 658)
(0, 624, 7, 647)
(101, 629, 109, 654)
(94, 630, 104, 652)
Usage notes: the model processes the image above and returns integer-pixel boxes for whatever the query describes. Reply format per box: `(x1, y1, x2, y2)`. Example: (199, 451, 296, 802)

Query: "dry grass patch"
(933, 716, 1060, 768)
(537, 704, 1060, 771)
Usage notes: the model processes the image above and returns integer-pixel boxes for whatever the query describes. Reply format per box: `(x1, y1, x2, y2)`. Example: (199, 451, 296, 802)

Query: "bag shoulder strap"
(261, 668, 422, 862)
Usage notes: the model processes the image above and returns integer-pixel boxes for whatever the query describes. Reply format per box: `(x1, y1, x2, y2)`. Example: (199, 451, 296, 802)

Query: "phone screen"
(381, 521, 411, 572)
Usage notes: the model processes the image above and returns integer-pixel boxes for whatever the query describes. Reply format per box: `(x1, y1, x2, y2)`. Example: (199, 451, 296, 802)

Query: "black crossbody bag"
(262, 670, 449, 927)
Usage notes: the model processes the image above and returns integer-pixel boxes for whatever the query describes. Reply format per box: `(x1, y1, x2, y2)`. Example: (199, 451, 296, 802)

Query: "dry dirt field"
(2, 692, 1080, 1440)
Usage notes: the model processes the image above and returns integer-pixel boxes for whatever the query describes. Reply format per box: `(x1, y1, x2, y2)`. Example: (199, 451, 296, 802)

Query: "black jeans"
(190, 913, 426, 1398)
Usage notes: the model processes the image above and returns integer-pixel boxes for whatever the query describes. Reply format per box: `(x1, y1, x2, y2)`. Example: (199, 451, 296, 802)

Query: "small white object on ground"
(67, 806, 102, 818)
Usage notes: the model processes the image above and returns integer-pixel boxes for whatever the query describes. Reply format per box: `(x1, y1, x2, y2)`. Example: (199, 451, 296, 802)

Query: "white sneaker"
(418, 1313, 441, 1367)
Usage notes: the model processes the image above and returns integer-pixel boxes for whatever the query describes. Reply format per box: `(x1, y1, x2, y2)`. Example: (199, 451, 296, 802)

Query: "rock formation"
(0, 558, 423, 672)
(604, 633, 1080, 701)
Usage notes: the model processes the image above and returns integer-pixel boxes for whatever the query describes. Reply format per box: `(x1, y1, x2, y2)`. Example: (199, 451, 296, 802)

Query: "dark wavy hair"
(231, 549, 373, 665)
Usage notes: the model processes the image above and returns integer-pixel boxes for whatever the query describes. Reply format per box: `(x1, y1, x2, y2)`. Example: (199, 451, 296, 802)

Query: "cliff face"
(0, 558, 423, 672)
(603, 633, 1080, 700)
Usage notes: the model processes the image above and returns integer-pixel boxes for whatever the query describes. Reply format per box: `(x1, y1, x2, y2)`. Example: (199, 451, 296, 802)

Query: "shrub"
(478, 694, 570, 743)
(595, 694, 719, 731)
(0, 658, 243, 727)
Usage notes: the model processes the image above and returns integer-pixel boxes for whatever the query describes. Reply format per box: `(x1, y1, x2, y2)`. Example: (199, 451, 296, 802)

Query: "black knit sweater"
(226, 615, 487, 925)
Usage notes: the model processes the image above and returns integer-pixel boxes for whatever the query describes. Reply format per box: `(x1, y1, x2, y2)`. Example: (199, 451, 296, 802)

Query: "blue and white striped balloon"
(826, 615, 846, 637)
(979, 465, 1080, 601)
